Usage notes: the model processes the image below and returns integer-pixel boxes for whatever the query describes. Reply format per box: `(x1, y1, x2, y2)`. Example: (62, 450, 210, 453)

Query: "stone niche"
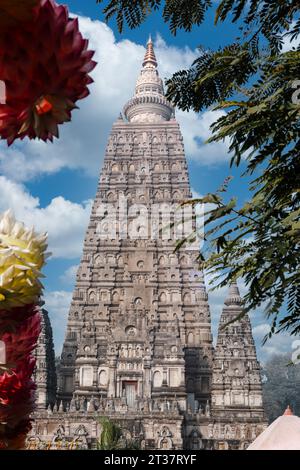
(152, 369, 163, 387)
(64, 376, 74, 393)
(98, 368, 108, 386)
(169, 368, 181, 387)
(79, 366, 93, 387)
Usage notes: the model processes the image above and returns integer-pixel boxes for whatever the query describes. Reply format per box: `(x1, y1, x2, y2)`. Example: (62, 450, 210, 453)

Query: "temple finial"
(143, 35, 157, 68)
(283, 405, 293, 416)
(123, 33, 174, 122)
(224, 281, 242, 306)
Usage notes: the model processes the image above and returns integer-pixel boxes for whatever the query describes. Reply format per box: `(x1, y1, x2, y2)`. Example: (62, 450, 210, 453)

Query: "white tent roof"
(248, 407, 300, 450)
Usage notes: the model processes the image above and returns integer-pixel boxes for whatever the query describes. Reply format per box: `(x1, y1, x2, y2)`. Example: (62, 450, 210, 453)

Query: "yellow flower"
(0, 210, 49, 310)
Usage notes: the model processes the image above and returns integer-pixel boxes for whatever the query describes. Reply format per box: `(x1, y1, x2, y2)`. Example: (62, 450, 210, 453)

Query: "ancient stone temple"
(33, 306, 57, 410)
(28, 39, 267, 450)
(210, 284, 266, 448)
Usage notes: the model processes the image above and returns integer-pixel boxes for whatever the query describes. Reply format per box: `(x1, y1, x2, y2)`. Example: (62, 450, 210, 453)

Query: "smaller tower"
(210, 283, 267, 449)
(33, 307, 57, 409)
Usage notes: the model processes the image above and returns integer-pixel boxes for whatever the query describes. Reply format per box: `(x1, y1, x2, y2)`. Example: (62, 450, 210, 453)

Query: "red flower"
(0, 304, 39, 335)
(0, 0, 40, 31)
(0, 0, 96, 144)
(0, 358, 36, 406)
(1, 312, 41, 364)
(0, 357, 36, 439)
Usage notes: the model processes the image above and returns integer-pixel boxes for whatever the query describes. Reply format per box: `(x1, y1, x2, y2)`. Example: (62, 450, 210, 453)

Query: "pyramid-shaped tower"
(210, 283, 267, 449)
(57, 37, 213, 446)
(33, 307, 57, 410)
(28, 40, 266, 450)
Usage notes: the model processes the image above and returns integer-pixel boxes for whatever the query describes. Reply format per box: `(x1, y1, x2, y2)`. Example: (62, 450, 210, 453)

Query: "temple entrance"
(123, 381, 137, 408)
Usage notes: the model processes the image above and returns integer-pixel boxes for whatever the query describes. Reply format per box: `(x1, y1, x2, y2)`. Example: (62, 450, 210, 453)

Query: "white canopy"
(248, 407, 300, 450)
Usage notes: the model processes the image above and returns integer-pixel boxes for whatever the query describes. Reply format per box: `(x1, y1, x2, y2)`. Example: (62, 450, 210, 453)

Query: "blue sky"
(0, 0, 294, 360)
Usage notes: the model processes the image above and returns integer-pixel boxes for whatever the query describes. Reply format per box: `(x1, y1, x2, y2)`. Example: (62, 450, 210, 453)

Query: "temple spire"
(224, 281, 243, 306)
(34, 307, 57, 410)
(123, 36, 173, 123)
(211, 280, 265, 425)
(142, 35, 157, 68)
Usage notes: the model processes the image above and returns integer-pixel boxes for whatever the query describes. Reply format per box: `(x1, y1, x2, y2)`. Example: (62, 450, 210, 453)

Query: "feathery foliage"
(97, 417, 141, 449)
(96, 0, 212, 34)
(97, 417, 122, 450)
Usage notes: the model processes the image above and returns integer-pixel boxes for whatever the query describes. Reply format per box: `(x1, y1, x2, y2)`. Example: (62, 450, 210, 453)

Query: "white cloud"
(44, 290, 72, 354)
(154, 34, 198, 78)
(252, 322, 293, 361)
(282, 36, 300, 52)
(252, 323, 270, 337)
(282, 24, 300, 52)
(60, 264, 79, 285)
(0, 175, 92, 259)
(177, 109, 230, 164)
(0, 17, 230, 183)
(0, 144, 63, 183)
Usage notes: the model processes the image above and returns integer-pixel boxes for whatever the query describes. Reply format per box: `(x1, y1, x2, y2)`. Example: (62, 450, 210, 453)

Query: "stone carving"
(52, 425, 68, 449)
(73, 425, 89, 449)
(158, 427, 173, 450)
(33, 307, 56, 409)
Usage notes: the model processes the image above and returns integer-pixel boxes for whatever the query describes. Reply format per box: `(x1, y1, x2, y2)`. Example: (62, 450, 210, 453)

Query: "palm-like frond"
(96, 0, 212, 33)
